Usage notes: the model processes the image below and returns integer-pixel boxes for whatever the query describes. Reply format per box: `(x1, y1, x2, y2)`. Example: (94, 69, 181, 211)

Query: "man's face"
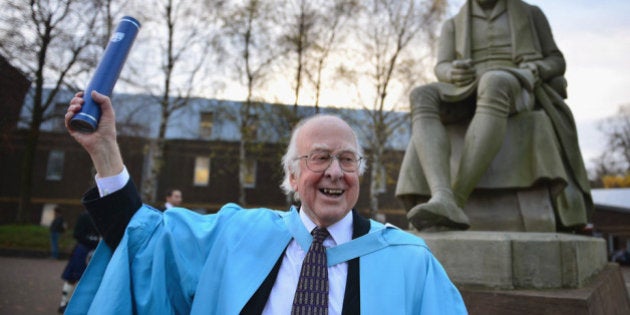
(167, 190, 182, 206)
(290, 117, 360, 227)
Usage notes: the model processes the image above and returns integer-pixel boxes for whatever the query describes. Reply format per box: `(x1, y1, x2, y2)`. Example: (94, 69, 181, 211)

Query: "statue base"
(460, 264, 630, 315)
(414, 231, 630, 314)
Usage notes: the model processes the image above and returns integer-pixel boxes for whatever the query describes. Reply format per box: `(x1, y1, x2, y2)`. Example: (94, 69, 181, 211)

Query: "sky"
(449, 0, 630, 170)
(131, 0, 630, 172)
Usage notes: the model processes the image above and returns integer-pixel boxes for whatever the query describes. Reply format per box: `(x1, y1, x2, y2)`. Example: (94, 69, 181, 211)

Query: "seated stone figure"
(396, 0, 592, 231)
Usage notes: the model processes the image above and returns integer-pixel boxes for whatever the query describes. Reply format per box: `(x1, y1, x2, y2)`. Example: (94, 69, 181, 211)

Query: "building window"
(46, 150, 65, 181)
(194, 156, 210, 186)
(199, 112, 214, 139)
(242, 158, 257, 188)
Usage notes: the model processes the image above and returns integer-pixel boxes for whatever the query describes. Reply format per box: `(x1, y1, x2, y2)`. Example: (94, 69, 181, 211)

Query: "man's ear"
(289, 172, 298, 191)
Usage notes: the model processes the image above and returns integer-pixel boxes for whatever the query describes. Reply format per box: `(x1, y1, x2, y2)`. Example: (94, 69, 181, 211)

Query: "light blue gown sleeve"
(66, 204, 243, 315)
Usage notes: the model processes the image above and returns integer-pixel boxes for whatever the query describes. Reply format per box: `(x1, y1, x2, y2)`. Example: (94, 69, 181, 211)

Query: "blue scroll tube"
(70, 16, 141, 132)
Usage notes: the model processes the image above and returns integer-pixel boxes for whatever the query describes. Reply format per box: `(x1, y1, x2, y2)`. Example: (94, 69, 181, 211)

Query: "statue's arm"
(434, 19, 474, 86)
(526, 5, 565, 81)
(434, 19, 456, 83)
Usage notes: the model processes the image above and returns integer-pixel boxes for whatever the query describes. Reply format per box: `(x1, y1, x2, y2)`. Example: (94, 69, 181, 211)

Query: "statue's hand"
(519, 62, 540, 82)
(449, 67, 475, 87)
(452, 59, 473, 69)
(449, 59, 475, 86)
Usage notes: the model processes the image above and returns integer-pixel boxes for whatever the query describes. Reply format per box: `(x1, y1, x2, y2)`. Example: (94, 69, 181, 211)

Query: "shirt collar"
(298, 207, 354, 246)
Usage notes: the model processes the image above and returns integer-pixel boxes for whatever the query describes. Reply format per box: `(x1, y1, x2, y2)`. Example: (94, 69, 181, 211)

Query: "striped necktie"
(292, 227, 330, 315)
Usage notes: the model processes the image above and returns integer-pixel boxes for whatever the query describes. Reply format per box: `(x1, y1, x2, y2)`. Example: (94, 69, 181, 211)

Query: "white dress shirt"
(263, 207, 352, 314)
(95, 167, 353, 315)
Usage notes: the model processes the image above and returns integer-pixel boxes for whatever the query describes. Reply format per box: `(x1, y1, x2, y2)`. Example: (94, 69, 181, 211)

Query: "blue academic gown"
(66, 202, 467, 314)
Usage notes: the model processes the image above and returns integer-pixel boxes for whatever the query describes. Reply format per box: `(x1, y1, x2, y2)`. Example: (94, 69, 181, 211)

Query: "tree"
(307, 0, 358, 112)
(133, 0, 222, 203)
(280, 0, 315, 114)
(592, 104, 630, 186)
(0, 0, 106, 222)
(221, 0, 283, 205)
(338, 0, 447, 218)
(278, 0, 358, 116)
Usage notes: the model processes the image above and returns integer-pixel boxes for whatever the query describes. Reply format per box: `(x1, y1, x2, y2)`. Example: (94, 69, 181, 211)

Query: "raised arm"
(65, 91, 137, 249)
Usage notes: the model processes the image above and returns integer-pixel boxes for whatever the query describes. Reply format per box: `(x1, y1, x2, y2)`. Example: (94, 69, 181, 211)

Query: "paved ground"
(1, 255, 629, 314)
(0, 256, 67, 315)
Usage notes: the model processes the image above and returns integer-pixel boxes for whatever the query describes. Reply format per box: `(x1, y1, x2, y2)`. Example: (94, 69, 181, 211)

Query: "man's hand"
(65, 91, 124, 177)
(449, 59, 476, 87)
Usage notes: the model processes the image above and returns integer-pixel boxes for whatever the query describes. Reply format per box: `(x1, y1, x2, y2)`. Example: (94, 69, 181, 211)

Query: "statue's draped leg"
(453, 112, 507, 206)
(453, 71, 518, 206)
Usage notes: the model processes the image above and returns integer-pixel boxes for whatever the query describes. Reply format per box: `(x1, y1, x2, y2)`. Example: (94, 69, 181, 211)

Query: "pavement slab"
(0, 256, 67, 315)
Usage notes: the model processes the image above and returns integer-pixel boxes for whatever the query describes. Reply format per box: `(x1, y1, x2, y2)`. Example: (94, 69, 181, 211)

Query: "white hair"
(280, 114, 366, 200)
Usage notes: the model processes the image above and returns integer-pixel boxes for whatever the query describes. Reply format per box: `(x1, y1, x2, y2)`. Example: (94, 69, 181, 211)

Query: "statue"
(396, 0, 592, 231)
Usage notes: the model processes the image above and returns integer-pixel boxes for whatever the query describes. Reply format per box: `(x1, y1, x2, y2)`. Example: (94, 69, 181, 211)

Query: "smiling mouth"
(320, 188, 344, 196)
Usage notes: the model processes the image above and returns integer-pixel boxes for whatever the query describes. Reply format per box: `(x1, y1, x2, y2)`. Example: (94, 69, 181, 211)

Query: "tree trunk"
(369, 153, 381, 219)
(141, 137, 165, 204)
(16, 111, 43, 223)
(238, 137, 247, 205)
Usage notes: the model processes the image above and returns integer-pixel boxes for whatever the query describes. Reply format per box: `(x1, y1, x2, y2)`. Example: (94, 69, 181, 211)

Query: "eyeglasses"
(297, 151, 363, 173)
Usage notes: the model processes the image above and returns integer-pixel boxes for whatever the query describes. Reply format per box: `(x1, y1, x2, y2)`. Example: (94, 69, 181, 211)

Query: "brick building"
(1, 82, 411, 228)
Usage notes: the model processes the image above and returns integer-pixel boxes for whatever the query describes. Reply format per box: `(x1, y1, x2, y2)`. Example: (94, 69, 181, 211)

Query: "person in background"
(49, 207, 65, 259)
(164, 188, 183, 210)
(57, 210, 100, 314)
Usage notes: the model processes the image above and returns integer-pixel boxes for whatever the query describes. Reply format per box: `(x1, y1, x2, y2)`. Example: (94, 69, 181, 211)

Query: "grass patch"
(0, 224, 75, 253)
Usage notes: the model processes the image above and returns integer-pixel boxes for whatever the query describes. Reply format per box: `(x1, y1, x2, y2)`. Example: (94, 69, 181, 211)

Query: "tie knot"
(312, 227, 329, 244)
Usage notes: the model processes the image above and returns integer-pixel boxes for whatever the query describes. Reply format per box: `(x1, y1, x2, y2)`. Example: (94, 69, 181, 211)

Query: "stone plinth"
(415, 231, 630, 314)
(415, 231, 607, 289)
(460, 264, 630, 315)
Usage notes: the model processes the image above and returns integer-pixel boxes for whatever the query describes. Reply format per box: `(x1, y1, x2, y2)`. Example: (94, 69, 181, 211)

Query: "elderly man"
(399, 0, 591, 231)
(63, 91, 466, 314)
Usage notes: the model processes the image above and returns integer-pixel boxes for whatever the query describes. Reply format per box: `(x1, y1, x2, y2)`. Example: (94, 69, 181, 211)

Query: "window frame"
(45, 150, 65, 181)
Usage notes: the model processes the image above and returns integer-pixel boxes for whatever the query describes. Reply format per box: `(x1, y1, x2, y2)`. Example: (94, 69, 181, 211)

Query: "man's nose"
(324, 157, 344, 178)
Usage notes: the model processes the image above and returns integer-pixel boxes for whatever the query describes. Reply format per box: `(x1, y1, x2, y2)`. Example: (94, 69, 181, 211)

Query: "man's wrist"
(91, 143, 124, 178)
(96, 166, 130, 197)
